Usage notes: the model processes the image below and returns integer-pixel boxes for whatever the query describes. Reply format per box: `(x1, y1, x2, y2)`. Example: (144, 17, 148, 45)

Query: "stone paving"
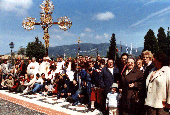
(0, 90, 103, 115)
(0, 98, 47, 115)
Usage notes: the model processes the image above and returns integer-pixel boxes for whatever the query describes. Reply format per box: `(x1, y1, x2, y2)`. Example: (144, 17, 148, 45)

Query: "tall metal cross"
(22, 0, 72, 56)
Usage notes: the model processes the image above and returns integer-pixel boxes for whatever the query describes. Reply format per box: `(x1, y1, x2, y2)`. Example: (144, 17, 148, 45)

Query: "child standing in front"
(106, 83, 120, 115)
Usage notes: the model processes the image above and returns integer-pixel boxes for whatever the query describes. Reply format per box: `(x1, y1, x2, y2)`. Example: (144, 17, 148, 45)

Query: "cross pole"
(75, 37, 83, 52)
(22, 0, 72, 56)
(75, 37, 83, 88)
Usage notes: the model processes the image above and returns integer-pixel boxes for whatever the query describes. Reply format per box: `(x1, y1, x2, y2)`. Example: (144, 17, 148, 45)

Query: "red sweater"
(52, 84, 58, 94)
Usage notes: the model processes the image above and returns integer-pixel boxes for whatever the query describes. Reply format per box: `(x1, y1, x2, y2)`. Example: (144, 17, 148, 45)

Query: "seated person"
(1, 74, 14, 90)
(57, 74, 67, 98)
(58, 83, 67, 98)
(52, 79, 59, 95)
(9, 77, 20, 92)
(42, 79, 55, 96)
(16, 76, 27, 93)
(67, 80, 88, 106)
(29, 73, 44, 94)
(23, 74, 36, 94)
(67, 79, 79, 98)
(62, 74, 70, 88)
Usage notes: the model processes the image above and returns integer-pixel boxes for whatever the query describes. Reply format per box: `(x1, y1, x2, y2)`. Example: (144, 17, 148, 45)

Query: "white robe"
(66, 71, 74, 81)
(27, 62, 39, 78)
(57, 61, 65, 70)
(39, 61, 50, 78)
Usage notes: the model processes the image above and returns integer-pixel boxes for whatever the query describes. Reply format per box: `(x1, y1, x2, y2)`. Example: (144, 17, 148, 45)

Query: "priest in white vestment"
(27, 57, 39, 78)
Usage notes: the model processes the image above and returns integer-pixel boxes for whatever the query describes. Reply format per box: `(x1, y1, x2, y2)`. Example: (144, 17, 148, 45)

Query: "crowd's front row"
(0, 50, 170, 115)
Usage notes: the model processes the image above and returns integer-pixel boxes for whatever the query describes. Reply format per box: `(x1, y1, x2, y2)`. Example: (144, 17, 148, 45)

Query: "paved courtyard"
(0, 90, 102, 115)
(0, 98, 46, 115)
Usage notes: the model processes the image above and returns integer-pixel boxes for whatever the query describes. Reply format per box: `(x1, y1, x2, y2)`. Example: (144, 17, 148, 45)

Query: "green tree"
(26, 37, 46, 60)
(166, 28, 170, 65)
(107, 33, 118, 60)
(157, 27, 167, 53)
(17, 46, 26, 55)
(144, 29, 158, 54)
(167, 32, 170, 57)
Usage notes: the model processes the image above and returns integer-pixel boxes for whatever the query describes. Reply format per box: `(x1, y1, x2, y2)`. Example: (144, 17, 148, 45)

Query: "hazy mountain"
(7, 43, 143, 58)
(48, 43, 143, 58)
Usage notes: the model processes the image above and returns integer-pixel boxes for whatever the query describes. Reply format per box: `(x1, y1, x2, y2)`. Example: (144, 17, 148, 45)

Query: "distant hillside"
(7, 43, 143, 58)
(48, 43, 143, 58)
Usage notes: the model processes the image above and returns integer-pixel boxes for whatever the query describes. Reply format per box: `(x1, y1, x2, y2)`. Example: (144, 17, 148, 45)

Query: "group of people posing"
(0, 50, 170, 115)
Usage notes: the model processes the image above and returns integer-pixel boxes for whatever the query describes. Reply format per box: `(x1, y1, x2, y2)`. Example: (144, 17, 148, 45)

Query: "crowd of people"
(0, 50, 170, 115)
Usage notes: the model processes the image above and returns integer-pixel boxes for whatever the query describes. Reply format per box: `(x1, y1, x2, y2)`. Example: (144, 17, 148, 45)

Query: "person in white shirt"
(39, 57, 50, 78)
(65, 61, 74, 81)
(27, 57, 39, 78)
(31, 73, 45, 93)
(57, 57, 65, 71)
(23, 74, 36, 94)
(106, 83, 120, 115)
(46, 65, 56, 84)
(1, 60, 9, 80)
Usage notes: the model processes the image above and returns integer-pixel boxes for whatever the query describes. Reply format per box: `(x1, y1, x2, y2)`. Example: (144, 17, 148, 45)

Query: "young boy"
(106, 83, 120, 115)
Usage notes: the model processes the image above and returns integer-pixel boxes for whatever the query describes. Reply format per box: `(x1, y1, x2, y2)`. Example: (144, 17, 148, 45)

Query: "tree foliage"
(144, 29, 158, 54)
(107, 33, 118, 60)
(26, 37, 46, 60)
(167, 33, 170, 59)
(157, 27, 168, 54)
(144, 27, 169, 65)
(17, 46, 26, 55)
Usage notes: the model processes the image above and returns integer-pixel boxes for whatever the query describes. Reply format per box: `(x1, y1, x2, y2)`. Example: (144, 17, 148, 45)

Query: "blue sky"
(0, 0, 170, 55)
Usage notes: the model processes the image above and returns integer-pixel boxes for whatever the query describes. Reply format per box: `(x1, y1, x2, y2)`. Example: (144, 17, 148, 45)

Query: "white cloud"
(85, 28, 93, 32)
(0, 0, 33, 15)
(95, 11, 115, 21)
(130, 6, 170, 27)
(80, 28, 94, 38)
(143, 0, 166, 6)
(95, 33, 109, 40)
(95, 35, 102, 39)
(80, 32, 94, 39)
(80, 33, 86, 37)
(104, 33, 109, 39)
(52, 29, 76, 37)
(51, 35, 62, 41)
(80, 28, 93, 38)
(143, 0, 155, 5)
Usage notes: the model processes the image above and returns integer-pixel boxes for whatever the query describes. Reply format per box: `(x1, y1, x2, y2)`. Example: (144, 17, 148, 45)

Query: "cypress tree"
(166, 28, 170, 65)
(157, 27, 167, 54)
(107, 33, 118, 60)
(144, 29, 158, 54)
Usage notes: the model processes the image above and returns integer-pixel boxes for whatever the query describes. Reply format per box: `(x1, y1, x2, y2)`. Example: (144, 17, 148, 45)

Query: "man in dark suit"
(116, 53, 128, 76)
(19, 60, 27, 76)
(99, 59, 119, 114)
